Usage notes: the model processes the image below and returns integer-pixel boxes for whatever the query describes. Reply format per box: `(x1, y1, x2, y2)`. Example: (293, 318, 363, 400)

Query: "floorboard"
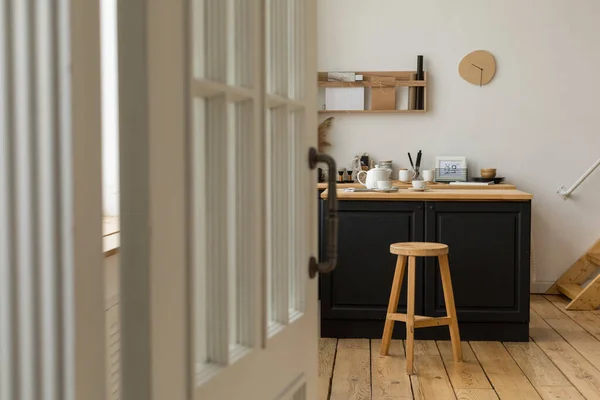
(504, 340, 572, 387)
(319, 338, 337, 400)
(438, 341, 492, 390)
(470, 341, 542, 399)
(319, 295, 600, 400)
(530, 310, 600, 399)
(531, 294, 568, 320)
(535, 386, 586, 400)
(544, 316, 600, 368)
(409, 375, 424, 400)
(545, 295, 600, 342)
(330, 339, 371, 400)
(410, 341, 456, 400)
(371, 339, 413, 399)
(454, 388, 499, 400)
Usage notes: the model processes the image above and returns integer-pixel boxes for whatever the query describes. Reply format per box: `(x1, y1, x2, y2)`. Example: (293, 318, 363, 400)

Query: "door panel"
(119, 0, 319, 398)
(320, 201, 424, 320)
(424, 202, 531, 323)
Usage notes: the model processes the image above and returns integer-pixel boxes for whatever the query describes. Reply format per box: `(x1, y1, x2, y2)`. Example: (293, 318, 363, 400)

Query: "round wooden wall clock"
(459, 50, 496, 86)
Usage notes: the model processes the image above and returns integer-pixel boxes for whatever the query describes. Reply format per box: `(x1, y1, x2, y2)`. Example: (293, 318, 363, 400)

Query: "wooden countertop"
(317, 180, 517, 190)
(321, 188, 533, 201)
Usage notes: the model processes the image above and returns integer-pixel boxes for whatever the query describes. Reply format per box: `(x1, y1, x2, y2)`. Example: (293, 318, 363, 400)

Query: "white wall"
(318, 0, 600, 290)
(101, 0, 119, 217)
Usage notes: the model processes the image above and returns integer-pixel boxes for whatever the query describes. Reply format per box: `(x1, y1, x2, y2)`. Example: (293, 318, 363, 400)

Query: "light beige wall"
(318, 0, 600, 290)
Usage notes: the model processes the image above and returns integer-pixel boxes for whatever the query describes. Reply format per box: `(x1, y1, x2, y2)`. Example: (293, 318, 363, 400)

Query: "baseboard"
(531, 281, 554, 294)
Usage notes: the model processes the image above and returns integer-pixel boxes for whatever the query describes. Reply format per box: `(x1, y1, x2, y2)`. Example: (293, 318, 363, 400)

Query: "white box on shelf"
(327, 72, 355, 82)
(325, 87, 365, 111)
(396, 86, 409, 110)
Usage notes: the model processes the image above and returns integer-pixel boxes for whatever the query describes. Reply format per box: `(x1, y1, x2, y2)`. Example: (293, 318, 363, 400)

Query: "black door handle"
(308, 147, 338, 278)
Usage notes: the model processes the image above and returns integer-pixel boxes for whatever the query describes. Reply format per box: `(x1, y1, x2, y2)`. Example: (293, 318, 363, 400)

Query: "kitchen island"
(319, 188, 533, 341)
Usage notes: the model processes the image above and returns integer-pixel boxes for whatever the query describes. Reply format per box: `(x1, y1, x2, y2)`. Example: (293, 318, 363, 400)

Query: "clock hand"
(471, 63, 483, 70)
(480, 69, 483, 87)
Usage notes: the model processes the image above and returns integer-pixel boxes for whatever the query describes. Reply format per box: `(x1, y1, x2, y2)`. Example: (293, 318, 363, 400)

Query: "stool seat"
(390, 242, 448, 257)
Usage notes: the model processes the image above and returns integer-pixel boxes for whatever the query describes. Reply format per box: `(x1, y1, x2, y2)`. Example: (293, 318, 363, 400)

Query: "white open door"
(119, 0, 320, 399)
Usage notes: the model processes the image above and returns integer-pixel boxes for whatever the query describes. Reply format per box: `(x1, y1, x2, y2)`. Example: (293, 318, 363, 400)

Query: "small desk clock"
(435, 156, 468, 182)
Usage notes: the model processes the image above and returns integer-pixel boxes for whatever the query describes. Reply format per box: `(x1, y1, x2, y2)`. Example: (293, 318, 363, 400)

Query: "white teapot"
(356, 165, 392, 189)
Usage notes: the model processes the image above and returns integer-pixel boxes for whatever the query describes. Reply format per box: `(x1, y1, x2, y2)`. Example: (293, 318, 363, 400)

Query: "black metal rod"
(416, 55, 424, 110)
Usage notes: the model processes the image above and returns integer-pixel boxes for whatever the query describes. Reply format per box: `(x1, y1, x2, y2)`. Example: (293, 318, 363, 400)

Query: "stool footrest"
(387, 313, 453, 328)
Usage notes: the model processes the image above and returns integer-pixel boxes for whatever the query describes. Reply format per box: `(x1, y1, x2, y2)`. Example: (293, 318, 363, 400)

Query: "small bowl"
(481, 168, 497, 179)
(412, 180, 427, 190)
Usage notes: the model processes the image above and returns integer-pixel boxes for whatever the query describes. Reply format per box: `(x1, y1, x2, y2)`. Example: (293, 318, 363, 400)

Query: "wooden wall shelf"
(318, 80, 427, 88)
(318, 109, 426, 114)
(318, 70, 428, 113)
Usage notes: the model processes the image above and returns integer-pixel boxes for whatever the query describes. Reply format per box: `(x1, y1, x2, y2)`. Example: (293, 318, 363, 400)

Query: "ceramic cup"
(376, 180, 392, 190)
(412, 180, 427, 190)
(422, 169, 434, 182)
(399, 169, 416, 182)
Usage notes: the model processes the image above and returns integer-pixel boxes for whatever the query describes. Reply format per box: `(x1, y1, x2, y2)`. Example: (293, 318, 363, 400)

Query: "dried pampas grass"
(318, 117, 334, 152)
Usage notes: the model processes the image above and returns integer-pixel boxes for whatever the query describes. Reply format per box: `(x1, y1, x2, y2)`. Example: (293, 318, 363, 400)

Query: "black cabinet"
(320, 199, 531, 341)
(425, 202, 530, 323)
(320, 202, 424, 321)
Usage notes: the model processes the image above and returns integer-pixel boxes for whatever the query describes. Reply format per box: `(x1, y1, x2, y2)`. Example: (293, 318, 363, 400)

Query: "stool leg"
(380, 255, 406, 356)
(405, 256, 416, 374)
(438, 254, 462, 363)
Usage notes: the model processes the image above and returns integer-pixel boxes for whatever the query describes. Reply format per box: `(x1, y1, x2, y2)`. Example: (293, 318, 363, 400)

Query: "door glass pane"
(192, 97, 208, 367)
(232, 99, 255, 351)
(193, 96, 230, 368)
(265, 0, 308, 333)
(289, 110, 305, 315)
(288, 0, 305, 100)
(192, 96, 257, 374)
(192, 0, 205, 79)
(267, 106, 290, 331)
(231, 0, 254, 88)
(203, 0, 227, 83)
(267, 0, 288, 97)
(194, 0, 255, 88)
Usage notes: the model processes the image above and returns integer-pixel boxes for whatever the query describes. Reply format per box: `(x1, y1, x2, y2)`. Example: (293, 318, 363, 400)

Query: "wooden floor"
(319, 295, 600, 400)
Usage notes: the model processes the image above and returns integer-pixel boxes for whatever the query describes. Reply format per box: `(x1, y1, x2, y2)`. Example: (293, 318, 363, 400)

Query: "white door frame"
(0, 0, 105, 399)
(68, 2, 106, 398)
(118, 0, 190, 398)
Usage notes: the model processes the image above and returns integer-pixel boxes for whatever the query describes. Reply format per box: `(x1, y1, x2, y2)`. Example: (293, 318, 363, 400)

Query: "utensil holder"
(412, 168, 421, 180)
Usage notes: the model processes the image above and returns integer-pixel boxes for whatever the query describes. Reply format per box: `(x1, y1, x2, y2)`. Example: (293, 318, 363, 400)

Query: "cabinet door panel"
(425, 202, 530, 323)
(320, 201, 424, 319)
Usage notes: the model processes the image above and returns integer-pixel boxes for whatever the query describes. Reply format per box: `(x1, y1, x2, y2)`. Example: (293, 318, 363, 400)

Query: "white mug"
(399, 169, 416, 182)
(376, 180, 392, 190)
(412, 180, 427, 190)
(422, 169, 434, 182)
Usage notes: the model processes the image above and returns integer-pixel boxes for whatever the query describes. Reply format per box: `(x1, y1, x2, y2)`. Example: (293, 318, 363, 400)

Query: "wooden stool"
(380, 242, 462, 374)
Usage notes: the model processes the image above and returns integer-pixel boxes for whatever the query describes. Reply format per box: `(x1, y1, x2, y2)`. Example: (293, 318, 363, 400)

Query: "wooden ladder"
(547, 239, 600, 310)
